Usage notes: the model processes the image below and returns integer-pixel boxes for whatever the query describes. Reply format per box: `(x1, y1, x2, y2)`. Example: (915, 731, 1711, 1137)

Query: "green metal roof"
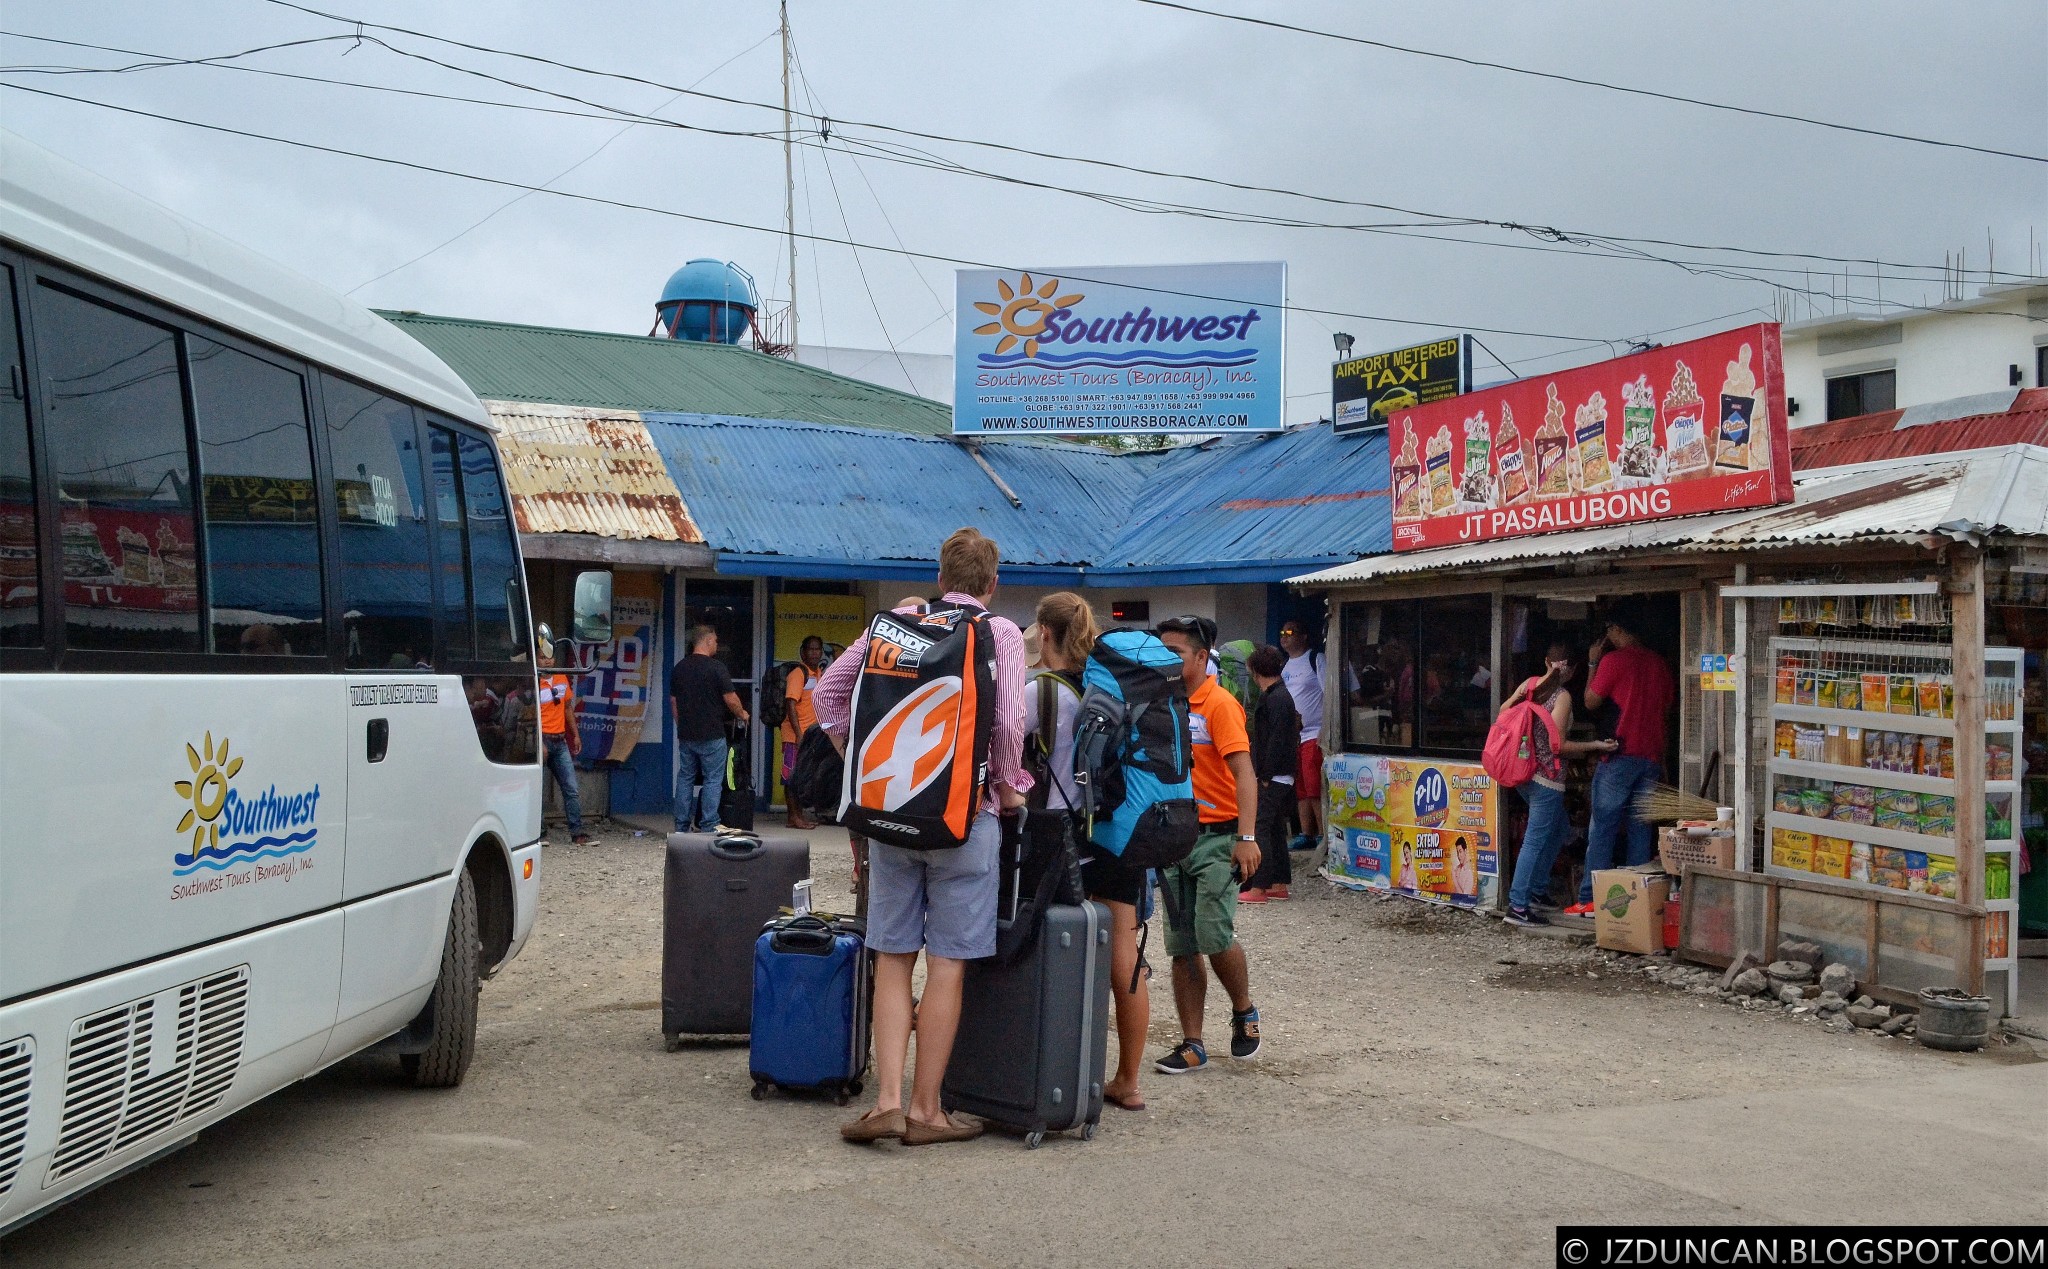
(376, 310, 954, 436)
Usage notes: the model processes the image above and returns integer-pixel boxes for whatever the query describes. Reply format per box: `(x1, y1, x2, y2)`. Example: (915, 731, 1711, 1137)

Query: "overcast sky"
(4, 0, 2043, 423)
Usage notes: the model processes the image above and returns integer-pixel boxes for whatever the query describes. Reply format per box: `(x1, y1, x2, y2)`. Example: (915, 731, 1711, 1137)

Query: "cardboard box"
(1592, 864, 1671, 955)
(1657, 826, 1736, 876)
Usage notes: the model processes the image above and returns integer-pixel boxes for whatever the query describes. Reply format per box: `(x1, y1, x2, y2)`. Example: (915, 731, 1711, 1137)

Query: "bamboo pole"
(1950, 546, 1987, 995)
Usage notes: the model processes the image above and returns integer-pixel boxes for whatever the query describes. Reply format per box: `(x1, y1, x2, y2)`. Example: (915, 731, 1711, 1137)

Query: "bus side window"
(34, 282, 202, 653)
(457, 432, 522, 663)
(323, 374, 433, 670)
(0, 263, 38, 647)
(191, 338, 325, 658)
(429, 427, 471, 663)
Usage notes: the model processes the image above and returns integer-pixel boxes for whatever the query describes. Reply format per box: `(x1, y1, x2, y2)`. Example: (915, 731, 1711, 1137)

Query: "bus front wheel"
(404, 868, 480, 1088)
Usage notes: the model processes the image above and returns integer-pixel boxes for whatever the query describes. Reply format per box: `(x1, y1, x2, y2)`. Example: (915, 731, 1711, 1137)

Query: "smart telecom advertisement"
(1322, 752, 1500, 908)
(1388, 323, 1790, 551)
(571, 570, 662, 762)
(953, 262, 1285, 434)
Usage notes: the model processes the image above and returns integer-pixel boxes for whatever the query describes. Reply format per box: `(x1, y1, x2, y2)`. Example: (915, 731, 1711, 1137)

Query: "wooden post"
(1950, 546, 1987, 995)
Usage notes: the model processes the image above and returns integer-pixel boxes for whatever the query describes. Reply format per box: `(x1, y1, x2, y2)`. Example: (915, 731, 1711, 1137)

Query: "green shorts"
(1159, 826, 1240, 959)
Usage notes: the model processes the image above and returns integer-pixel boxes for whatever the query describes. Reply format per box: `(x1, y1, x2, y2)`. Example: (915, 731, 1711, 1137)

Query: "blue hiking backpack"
(1074, 630, 1199, 869)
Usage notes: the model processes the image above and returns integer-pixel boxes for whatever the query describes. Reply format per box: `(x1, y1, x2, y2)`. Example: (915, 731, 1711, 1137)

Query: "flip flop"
(1103, 1090, 1147, 1111)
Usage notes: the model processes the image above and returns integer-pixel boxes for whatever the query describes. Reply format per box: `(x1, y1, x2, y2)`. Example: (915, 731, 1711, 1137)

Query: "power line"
(3, 80, 1624, 343)
(233, 3, 2039, 281)
(1137, 0, 2048, 166)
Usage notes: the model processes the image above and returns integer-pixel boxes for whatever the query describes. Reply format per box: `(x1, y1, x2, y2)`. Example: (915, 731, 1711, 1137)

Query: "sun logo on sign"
(972, 273, 1083, 358)
(174, 730, 241, 857)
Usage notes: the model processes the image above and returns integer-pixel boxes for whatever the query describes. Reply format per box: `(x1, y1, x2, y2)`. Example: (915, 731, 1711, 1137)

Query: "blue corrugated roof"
(642, 413, 1146, 578)
(639, 413, 1388, 583)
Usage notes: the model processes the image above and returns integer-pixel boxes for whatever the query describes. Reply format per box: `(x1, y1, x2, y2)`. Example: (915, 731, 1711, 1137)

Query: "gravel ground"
(8, 816, 2038, 1265)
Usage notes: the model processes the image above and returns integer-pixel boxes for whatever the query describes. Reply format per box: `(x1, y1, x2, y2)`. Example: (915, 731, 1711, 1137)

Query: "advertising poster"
(572, 570, 662, 761)
(1322, 751, 1500, 909)
(1332, 336, 1470, 435)
(1388, 323, 1789, 551)
(769, 592, 868, 801)
(953, 262, 1285, 435)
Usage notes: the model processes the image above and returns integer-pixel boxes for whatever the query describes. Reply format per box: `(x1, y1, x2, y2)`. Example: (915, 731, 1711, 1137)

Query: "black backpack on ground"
(722, 720, 756, 831)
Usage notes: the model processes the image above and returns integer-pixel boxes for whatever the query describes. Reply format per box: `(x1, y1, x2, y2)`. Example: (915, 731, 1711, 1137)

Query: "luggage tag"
(792, 878, 814, 918)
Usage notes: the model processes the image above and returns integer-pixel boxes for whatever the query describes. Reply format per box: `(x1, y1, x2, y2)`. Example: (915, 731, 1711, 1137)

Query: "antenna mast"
(780, 2, 799, 355)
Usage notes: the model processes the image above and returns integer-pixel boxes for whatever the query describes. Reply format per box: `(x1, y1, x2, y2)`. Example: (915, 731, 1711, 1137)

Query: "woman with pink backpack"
(1495, 643, 1616, 928)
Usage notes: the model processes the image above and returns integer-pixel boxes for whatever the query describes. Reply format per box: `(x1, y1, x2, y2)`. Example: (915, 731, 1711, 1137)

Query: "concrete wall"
(1783, 283, 2048, 425)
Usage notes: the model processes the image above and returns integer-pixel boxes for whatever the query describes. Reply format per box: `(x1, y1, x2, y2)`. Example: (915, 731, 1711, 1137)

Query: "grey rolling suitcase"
(941, 900, 1111, 1147)
(662, 830, 810, 1044)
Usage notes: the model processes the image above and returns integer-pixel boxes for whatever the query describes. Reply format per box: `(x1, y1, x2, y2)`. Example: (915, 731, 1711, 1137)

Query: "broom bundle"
(1633, 782, 1720, 824)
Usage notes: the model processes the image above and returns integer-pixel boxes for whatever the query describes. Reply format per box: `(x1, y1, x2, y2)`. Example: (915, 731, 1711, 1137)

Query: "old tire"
(409, 868, 480, 1088)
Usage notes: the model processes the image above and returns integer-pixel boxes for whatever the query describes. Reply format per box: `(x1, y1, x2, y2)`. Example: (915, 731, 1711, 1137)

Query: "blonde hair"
(1034, 592, 1100, 669)
(937, 527, 999, 597)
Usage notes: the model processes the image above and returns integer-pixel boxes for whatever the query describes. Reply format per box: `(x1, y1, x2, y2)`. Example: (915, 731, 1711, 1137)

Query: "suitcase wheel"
(1024, 1131, 1045, 1150)
(1081, 1121, 1097, 1142)
(848, 1079, 863, 1098)
(833, 1087, 852, 1107)
(664, 1033, 682, 1053)
(750, 1080, 771, 1101)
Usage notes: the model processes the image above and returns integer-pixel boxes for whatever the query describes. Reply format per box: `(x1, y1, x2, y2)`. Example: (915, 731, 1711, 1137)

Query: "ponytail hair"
(1034, 591, 1100, 669)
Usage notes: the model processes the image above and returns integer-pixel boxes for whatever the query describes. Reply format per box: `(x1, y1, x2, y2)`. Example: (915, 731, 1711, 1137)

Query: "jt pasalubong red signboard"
(1388, 323, 1789, 551)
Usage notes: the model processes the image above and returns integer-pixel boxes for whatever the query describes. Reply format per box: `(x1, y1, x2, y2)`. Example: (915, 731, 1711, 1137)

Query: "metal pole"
(780, 2, 799, 353)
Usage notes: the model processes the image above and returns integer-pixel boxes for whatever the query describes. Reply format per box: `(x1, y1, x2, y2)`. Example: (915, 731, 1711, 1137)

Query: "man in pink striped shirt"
(816, 528, 1029, 1147)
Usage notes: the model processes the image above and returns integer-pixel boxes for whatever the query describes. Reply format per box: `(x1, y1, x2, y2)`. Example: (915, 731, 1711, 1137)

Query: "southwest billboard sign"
(952, 262, 1285, 435)
(1333, 336, 1471, 435)
(1389, 323, 1790, 552)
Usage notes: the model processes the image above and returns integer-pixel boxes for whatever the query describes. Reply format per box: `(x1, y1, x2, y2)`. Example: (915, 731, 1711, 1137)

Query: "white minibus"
(0, 132, 544, 1231)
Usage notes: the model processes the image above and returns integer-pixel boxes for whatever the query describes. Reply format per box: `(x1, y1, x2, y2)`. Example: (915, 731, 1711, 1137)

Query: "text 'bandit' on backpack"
(841, 605, 996, 851)
(1075, 630, 1199, 869)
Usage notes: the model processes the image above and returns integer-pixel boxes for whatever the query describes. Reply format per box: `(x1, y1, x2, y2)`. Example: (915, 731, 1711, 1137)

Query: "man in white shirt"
(1279, 622, 1325, 853)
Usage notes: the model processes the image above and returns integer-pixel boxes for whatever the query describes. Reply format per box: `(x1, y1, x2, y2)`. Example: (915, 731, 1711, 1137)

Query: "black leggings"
(1249, 780, 1294, 889)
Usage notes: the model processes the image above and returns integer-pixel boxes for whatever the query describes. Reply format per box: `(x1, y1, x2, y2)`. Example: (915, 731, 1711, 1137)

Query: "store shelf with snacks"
(1764, 756, 2019, 799)
(1766, 810, 1958, 856)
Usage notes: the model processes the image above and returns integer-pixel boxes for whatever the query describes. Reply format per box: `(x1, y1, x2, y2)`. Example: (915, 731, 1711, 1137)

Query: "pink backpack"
(1482, 679, 1563, 789)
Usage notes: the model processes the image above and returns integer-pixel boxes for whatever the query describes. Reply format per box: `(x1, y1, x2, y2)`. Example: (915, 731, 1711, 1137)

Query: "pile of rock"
(1712, 940, 1920, 1039)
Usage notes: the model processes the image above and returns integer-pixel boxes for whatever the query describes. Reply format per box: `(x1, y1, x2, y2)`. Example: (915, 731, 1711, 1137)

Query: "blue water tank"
(656, 259, 759, 344)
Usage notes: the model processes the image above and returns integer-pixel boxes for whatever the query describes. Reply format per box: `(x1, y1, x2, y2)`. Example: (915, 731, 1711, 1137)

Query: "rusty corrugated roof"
(487, 401, 702, 543)
(1791, 389, 2048, 469)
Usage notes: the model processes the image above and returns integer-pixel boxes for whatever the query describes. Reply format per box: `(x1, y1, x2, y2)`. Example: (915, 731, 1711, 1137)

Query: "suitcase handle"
(769, 914, 839, 955)
(709, 832, 764, 860)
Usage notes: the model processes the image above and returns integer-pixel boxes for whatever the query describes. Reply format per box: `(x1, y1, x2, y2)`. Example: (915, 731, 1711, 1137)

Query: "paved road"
(8, 822, 2044, 1266)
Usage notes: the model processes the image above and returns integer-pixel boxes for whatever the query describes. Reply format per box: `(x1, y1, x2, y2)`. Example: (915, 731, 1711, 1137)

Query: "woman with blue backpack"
(1496, 642, 1617, 928)
(1027, 592, 1152, 1111)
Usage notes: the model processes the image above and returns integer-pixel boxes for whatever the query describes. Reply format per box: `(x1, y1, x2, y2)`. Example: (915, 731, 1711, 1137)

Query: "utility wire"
(2, 80, 1622, 342)
(1137, 0, 2047, 165)
(234, 3, 2039, 280)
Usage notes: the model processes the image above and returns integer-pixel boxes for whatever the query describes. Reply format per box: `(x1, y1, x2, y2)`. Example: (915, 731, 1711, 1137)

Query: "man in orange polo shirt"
(537, 638, 591, 845)
(1152, 616, 1263, 1074)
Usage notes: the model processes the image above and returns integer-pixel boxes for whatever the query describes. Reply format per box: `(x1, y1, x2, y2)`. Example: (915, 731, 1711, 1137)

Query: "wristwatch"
(1236, 834, 1258, 843)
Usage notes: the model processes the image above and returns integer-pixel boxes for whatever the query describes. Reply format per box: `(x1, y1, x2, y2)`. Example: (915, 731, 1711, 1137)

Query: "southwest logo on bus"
(171, 730, 320, 877)
(857, 678, 963, 811)
(1411, 766, 1450, 828)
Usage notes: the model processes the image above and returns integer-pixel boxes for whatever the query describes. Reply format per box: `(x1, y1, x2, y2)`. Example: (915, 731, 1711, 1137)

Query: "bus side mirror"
(572, 569, 614, 645)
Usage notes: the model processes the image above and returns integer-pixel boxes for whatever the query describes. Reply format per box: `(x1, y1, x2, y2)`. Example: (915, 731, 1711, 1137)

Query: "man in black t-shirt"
(670, 625, 749, 833)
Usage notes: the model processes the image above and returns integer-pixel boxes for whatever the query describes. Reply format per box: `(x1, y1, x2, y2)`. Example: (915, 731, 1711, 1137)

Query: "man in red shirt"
(1565, 602, 1675, 914)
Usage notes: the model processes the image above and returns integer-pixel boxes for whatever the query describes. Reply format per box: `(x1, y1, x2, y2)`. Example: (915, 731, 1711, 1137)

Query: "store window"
(191, 337, 325, 657)
(1825, 368, 1895, 421)
(457, 431, 521, 663)
(325, 375, 434, 670)
(1339, 594, 1493, 755)
(35, 282, 201, 653)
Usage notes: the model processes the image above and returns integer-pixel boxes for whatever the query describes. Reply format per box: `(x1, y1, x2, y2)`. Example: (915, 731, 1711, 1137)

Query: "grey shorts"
(865, 811, 1000, 960)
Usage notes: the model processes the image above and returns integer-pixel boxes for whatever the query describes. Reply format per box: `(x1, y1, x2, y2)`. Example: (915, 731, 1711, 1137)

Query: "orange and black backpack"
(840, 603, 997, 850)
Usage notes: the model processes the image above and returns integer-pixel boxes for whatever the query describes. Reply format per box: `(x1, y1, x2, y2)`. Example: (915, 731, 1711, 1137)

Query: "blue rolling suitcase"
(748, 914, 870, 1104)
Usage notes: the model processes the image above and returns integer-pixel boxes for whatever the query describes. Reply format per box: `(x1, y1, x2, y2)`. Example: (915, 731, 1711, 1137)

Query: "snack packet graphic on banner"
(1532, 383, 1571, 499)
(1572, 390, 1613, 493)
(1494, 404, 1531, 506)
(1425, 424, 1456, 514)
(1663, 360, 1710, 477)
(1392, 423, 1424, 521)
(1457, 411, 1493, 507)
(1618, 374, 1659, 481)
(1717, 343, 1762, 472)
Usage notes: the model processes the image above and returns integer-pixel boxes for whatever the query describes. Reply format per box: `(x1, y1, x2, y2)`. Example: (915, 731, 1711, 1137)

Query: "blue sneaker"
(1230, 1007, 1262, 1060)
(1155, 1039, 1208, 1074)
(1288, 834, 1315, 853)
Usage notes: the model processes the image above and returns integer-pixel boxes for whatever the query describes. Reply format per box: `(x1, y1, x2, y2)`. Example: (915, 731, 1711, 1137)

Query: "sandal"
(1103, 1089, 1147, 1111)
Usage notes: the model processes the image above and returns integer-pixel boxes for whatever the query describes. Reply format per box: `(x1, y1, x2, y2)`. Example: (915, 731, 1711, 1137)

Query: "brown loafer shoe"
(902, 1112, 983, 1146)
(840, 1107, 906, 1143)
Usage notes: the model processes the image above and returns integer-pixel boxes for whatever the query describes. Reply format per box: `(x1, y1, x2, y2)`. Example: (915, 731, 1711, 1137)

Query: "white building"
(1782, 280, 2048, 425)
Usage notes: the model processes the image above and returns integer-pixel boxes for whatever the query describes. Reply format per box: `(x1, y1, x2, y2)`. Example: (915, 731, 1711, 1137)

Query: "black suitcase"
(941, 900, 1110, 1148)
(662, 830, 809, 1043)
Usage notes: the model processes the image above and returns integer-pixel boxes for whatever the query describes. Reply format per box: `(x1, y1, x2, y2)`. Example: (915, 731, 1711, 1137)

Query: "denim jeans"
(675, 736, 728, 833)
(1509, 781, 1567, 911)
(1578, 754, 1660, 903)
(544, 733, 583, 834)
